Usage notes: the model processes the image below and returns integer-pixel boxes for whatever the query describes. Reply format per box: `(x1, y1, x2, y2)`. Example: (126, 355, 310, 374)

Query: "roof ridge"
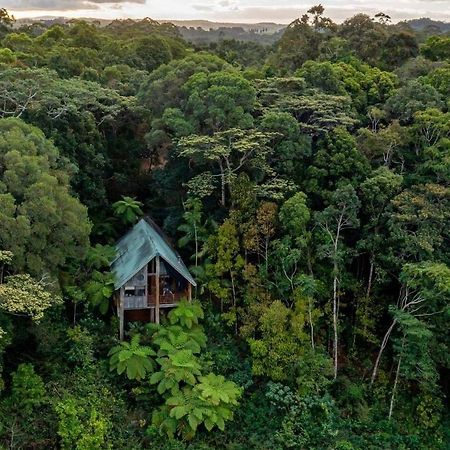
(141, 218, 159, 257)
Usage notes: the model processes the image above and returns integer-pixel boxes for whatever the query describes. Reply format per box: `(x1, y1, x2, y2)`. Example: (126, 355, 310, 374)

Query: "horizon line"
(12, 14, 449, 26)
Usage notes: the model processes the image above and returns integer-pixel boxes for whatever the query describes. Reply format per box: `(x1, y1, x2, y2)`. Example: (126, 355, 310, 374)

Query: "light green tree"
(178, 128, 274, 206)
(0, 274, 62, 322)
(207, 219, 244, 326)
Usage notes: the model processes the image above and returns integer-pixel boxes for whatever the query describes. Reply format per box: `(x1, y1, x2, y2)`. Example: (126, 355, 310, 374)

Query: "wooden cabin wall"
(123, 266, 148, 309)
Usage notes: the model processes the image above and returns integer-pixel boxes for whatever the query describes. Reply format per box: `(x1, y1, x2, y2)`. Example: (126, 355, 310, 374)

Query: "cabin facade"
(111, 218, 196, 339)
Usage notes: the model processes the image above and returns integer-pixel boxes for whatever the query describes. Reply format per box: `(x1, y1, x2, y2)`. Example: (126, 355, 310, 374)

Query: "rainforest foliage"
(0, 6, 449, 449)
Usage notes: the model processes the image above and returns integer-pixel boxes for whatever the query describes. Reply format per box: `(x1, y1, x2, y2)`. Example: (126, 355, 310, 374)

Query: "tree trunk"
(353, 257, 375, 349)
(332, 222, 341, 380)
(389, 354, 402, 420)
(9, 419, 16, 450)
(366, 258, 374, 299)
(230, 270, 237, 335)
(309, 297, 315, 351)
(265, 237, 269, 272)
(194, 222, 198, 268)
(218, 160, 226, 206)
(371, 318, 397, 385)
(332, 261, 339, 379)
(73, 301, 77, 326)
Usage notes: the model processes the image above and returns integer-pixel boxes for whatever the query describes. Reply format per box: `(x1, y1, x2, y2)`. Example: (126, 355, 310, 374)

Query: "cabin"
(110, 217, 196, 339)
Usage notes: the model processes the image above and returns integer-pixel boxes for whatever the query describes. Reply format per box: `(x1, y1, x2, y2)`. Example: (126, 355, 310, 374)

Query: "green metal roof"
(111, 217, 196, 289)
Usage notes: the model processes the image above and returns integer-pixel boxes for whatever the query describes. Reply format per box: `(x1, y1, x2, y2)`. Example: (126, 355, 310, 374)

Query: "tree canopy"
(0, 8, 449, 450)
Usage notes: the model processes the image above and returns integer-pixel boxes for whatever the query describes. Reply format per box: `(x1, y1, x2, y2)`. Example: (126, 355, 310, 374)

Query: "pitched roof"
(110, 217, 196, 289)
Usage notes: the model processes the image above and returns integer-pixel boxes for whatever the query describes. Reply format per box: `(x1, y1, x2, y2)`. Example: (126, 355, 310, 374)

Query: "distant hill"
(159, 20, 285, 34)
(174, 26, 284, 46)
(15, 17, 285, 34)
(14, 17, 286, 45)
(402, 18, 450, 33)
(14, 16, 450, 42)
(159, 20, 286, 45)
(14, 16, 112, 28)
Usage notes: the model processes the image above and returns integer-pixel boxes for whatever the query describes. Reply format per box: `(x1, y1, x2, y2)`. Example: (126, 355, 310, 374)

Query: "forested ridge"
(0, 5, 449, 449)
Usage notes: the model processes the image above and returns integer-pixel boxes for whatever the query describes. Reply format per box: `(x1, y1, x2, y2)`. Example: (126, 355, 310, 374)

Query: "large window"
(124, 286, 146, 297)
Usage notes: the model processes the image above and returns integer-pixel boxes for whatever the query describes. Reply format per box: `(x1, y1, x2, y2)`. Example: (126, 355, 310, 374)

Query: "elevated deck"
(123, 292, 187, 310)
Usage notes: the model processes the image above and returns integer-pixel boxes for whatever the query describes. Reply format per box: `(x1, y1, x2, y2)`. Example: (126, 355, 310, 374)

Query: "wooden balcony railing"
(123, 296, 147, 310)
(148, 291, 187, 307)
(123, 291, 188, 310)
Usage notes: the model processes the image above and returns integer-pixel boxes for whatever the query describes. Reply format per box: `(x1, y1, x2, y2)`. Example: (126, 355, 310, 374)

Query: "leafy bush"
(150, 349, 202, 395)
(267, 382, 340, 449)
(109, 333, 156, 380)
(11, 363, 46, 414)
(152, 373, 242, 440)
(55, 396, 110, 450)
(66, 326, 95, 367)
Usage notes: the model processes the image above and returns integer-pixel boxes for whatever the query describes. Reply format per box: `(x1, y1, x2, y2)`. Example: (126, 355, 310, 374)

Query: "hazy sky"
(7, 0, 450, 23)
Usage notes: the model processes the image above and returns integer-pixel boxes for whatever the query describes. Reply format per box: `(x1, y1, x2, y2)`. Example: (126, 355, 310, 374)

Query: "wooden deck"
(123, 291, 187, 310)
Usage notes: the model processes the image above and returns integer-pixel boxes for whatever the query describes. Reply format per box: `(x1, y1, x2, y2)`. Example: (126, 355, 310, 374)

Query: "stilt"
(119, 288, 124, 340)
(155, 255, 160, 324)
(188, 283, 192, 302)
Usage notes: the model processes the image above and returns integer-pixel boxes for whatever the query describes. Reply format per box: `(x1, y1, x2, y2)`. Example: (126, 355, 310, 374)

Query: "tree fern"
(152, 324, 206, 356)
(167, 299, 204, 329)
(152, 374, 242, 439)
(108, 334, 156, 381)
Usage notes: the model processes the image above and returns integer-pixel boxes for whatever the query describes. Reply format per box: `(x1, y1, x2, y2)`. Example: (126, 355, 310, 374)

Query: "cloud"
(218, 0, 234, 6)
(191, 0, 239, 14)
(7, 0, 450, 22)
(192, 4, 214, 12)
(197, 3, 450, 23)
(5, 0, 145, 11)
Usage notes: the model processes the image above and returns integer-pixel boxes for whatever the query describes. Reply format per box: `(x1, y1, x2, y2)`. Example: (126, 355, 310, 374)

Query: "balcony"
(123, 291, 188, 310)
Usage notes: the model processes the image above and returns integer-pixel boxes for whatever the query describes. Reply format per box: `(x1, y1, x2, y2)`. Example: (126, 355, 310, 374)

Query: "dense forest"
(0, 5, 449, 449)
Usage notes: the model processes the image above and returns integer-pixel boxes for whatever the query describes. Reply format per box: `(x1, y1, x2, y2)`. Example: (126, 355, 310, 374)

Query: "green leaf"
(171, 406, 187, 420)
(149, 371, 164, 384)
(188, 413, 199, 431)
(204, 417, 215, 432)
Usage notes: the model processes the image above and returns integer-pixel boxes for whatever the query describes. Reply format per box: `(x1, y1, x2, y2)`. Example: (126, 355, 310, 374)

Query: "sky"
(7, 0, 450, 23)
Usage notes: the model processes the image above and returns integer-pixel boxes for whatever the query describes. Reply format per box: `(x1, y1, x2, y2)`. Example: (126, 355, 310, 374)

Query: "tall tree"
(0, 8, 14, 39)
(315, 184, 360, 378)
(0, 118, 90, 276)
(371, 262, 450, 388)
(178, 128, 274, 206)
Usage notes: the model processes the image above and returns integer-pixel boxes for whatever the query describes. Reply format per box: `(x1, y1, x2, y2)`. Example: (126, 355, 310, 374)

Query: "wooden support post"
(188, 283, 192, 302)
(155, 255, 160, 324)
(119, 288, 124, 340)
